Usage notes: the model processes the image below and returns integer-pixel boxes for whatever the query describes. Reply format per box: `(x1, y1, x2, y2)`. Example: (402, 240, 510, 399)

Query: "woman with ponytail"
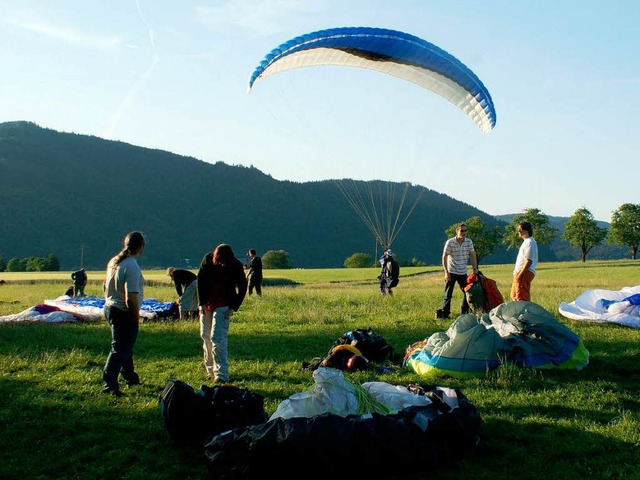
(102, 231, 146, 396)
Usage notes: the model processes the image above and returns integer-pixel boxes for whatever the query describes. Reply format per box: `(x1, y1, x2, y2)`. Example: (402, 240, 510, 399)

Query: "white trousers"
(199, 306, 230, 380)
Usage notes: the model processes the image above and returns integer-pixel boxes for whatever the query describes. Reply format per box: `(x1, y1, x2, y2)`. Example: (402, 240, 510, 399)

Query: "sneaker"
(435, 309, 450, 320)
(103, 384, 122, 396)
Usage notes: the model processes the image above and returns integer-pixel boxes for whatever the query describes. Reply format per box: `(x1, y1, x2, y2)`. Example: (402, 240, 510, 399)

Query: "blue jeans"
(103, 306, 139, 389)
(199, 306, 231, 381)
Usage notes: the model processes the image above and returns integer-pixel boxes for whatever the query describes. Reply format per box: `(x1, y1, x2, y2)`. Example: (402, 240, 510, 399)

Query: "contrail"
(103, 0, 158, 139)
(135, 0, 155, 48)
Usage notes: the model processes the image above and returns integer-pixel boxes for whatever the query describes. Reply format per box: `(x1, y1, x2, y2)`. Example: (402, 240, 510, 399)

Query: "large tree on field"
(503, 208, 558, 250)
(343, 252, 373, 268)
(262, 250, 291, 269)
(445, 216, 501, 264)
(562, 207, 608, 262)
(608, 203, 640, 260)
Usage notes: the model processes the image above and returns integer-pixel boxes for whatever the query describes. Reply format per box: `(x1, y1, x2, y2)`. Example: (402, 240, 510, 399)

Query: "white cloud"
(4, 14, 125, 49)
(194, 0, 328, 36)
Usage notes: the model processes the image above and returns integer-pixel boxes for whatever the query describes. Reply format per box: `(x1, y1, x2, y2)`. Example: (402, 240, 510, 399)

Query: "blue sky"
(1, 1, 638, 222)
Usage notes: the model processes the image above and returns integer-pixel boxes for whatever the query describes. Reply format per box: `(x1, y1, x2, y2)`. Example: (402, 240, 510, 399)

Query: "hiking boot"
(435, 309, 450, 320)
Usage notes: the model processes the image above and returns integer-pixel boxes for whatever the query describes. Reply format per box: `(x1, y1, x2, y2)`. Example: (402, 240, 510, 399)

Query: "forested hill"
(1, 121, 512, 269)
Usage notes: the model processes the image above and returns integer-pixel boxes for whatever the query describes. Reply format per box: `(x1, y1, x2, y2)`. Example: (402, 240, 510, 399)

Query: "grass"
(0, 260, 639, 479)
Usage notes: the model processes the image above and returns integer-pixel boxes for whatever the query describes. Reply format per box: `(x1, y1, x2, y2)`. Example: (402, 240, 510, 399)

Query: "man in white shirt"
(510, 221, 539, 301)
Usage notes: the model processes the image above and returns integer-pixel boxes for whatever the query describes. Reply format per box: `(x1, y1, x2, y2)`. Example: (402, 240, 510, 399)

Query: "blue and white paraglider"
(248, 26, 496, 132)
(248, 27, 496, 249)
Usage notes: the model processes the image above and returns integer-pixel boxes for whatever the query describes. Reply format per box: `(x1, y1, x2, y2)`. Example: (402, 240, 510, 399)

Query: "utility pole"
(80, 244, 84, 269)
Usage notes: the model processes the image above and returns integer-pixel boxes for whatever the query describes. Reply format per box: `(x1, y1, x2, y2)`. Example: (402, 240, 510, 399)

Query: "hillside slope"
(1, 121, 511, 269)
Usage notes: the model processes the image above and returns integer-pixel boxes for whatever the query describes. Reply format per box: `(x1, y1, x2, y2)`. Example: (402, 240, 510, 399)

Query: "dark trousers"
(103, 305, 139, 388)
(248, 276, 262, 296)
(440, 273, 470, 316)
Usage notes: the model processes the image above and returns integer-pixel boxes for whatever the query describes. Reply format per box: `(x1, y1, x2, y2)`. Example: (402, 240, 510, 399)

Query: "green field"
(1, 261, 639, 479)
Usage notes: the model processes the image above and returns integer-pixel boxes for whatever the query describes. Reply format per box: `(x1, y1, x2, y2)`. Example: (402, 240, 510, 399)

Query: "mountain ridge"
(0, 121, 623, 269)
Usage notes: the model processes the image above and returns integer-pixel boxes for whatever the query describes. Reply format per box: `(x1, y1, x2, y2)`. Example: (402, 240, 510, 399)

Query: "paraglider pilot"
(378, 249, 400, 296)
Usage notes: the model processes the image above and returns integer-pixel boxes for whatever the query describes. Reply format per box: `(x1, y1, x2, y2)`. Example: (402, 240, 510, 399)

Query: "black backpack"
(338, 328, 395, 363)
(199, 383, 269, 436)
(159, 379, 202, 444)
(159, 379, 268, 446)
(303, 328, 396, 370)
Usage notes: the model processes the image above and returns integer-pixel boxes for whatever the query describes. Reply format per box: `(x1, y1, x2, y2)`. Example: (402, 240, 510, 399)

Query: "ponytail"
(108, 231, 146, 269)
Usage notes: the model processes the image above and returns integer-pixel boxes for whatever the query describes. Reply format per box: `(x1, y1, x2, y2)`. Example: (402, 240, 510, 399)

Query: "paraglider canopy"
(248, 26, 496, 132)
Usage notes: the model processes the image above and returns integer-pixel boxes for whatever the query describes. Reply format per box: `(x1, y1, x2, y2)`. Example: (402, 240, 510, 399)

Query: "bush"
(343, 253, 373, 268)
(6, 257, 27, 272)
(262, 250, 291, 269)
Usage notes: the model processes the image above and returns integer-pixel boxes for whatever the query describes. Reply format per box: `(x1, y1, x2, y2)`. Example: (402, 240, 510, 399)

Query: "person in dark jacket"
(166, 267, 198, 319)
(71, 268, 87, 297)
(378, 249, 400, 296)
(246, 249, 263, 296)
(197, 244, 247, 383)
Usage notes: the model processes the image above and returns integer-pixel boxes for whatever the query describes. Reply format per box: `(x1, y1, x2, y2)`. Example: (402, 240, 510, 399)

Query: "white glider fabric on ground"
(558, 285, 640, 329)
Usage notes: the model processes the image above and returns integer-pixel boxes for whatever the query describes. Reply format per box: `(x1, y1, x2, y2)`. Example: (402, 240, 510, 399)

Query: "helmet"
(346, 355, 369, 372)
(385, 249, 393, 256)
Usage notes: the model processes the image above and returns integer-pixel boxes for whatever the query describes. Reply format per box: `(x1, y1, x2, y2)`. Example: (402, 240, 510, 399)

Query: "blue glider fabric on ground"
(405, 301, 589, 378)
(41, 296, 176, 321)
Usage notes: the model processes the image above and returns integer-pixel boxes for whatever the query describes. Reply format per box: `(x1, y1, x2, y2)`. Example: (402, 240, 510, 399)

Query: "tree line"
(2, 204, 638, 272)
(343, 203, 640, 267)
(0, 254, 60, 272)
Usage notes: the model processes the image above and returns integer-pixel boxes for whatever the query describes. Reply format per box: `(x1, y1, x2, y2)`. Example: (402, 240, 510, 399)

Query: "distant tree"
(608, 203, 640, 260)
(0, 255, 6, 272)
(403, 257, 427, 267)
(43, 254, 61, 271)
(25, 257, 47, 271)
(344, 253, 372, 268)
(262, 250, 291, 269)
(503, 208, 558, 250)
(6, 257, 27, 272)
(562, 207, 608, 262)
(446, 216, 501, 264)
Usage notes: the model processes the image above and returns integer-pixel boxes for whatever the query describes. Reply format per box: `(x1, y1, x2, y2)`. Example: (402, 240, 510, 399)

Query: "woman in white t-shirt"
(102, 231, 146, 396)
